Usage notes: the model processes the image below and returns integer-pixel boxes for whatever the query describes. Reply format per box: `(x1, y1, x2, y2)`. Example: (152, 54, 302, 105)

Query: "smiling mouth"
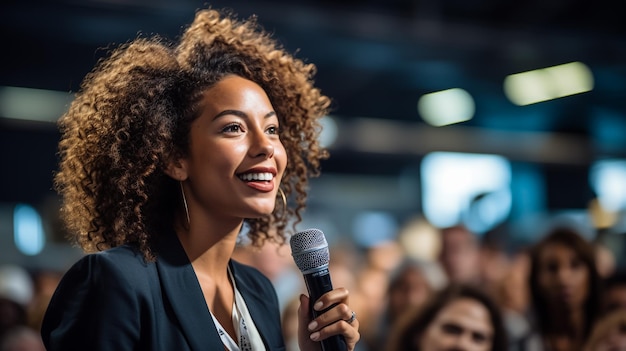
(238, 172, 274, 182)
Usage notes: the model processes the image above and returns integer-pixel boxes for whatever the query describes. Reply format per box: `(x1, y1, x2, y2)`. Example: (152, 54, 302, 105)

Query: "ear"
(164, 156, 188, 181)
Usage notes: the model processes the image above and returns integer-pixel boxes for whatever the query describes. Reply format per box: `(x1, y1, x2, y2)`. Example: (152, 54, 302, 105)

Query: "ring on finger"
(346, 311, 357, 324)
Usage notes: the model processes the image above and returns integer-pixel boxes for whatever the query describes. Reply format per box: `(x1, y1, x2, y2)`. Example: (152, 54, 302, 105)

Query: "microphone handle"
(303, 268, 348, 351)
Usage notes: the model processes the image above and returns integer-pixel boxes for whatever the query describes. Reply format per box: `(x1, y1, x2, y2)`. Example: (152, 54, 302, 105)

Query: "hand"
(297, 288, 360, 351)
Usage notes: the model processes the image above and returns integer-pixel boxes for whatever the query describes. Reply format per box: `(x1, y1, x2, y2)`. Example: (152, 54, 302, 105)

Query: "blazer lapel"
(231, 261, 280, 349)
(155, 232, 222, 350)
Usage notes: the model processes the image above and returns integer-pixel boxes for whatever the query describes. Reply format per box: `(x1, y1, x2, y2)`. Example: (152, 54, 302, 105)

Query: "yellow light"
(504, 61, 594, 106)
(418, 88, 475, 127)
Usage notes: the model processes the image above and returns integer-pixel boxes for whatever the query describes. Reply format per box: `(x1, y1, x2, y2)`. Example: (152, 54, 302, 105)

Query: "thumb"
(298, 293, 311, 322)
(297, 293, 313, 348)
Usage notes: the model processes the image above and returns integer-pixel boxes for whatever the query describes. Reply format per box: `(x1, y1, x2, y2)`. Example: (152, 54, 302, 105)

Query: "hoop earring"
(180, 181, 190, 226)
(277, 187, 287, 214)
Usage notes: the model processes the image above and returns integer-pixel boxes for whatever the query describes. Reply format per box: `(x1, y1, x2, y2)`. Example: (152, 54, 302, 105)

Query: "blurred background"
(1, 0, 625, 282)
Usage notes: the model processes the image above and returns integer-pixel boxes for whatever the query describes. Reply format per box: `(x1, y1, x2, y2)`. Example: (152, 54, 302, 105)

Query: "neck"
(176, 216, 243, 277)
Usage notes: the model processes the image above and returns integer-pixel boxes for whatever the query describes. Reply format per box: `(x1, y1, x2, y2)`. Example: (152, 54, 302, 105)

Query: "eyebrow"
(212, 109, 276, 120)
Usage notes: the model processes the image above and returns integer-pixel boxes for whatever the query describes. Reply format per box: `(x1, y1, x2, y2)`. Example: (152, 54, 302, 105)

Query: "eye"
(441, 323, 463, 336)
(222, 123, 243, 133)
(266, 125, 280, 135)
(570, 257, 583, 270)
(544, 260, 559, 273)
(472, 332, 489, 343)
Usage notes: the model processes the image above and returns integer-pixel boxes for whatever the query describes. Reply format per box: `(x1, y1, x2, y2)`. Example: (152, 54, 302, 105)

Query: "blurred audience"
(526, 226, 603, 351)
(0, 265, 46, 351)
(385, 283, 508, 351)
(478, 225, 513, 299)
(0, 265, 33, 339)
(583, 310, 626, 351)
(594, 242, 616, 279)
(601, 270, 626, 315)
(0, 326, 45, 351)
(2, 212, 625, 351)
(352, 239, 404, 349)
(370, 257, 445, 350)
(438, 225, 481, 286)
(26, 270, 62, 334)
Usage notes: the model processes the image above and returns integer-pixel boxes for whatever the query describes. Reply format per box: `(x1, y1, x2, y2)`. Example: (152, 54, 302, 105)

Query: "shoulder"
(57, 245, 155, 294)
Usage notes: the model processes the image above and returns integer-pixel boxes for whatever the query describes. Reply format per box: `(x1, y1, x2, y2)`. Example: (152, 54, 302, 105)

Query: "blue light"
(421, 152, 512, 231)
(352, 211, 398, 248)
(590, 159, 626, 212)
(13, 204, 45, 256)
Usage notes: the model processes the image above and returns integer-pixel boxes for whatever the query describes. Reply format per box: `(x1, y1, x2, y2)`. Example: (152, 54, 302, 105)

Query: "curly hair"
(54, 8, 330, 260)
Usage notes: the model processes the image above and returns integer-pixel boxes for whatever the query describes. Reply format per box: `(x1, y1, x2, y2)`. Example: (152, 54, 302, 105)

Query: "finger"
(309, 318, 360, 349)
(308, 303, 352, 332)
(312, 287, 350, 312)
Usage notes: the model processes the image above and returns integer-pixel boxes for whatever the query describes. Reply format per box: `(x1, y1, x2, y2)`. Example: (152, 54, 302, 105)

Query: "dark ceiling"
(1, 0, 625, 204)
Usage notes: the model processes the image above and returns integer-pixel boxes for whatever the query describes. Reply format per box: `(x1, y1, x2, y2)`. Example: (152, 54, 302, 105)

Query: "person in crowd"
(438, 225, 482, 285)
(526, 226, 602, 351)
(25, 270, 62, 335)
(478, 224, 513, 300)
(0, 265, 33, 341)
(601, 270, 626, 315)
(370, 257, 443, 351)
(385, 284, 508, 351)
(594, 242, 616, 279)
(40, 7, 360, 351)
(495, 249, 535, 351)
(583, 310, 626, 351)
(351, 238, 404, 350)
(0, 326, 45, 351)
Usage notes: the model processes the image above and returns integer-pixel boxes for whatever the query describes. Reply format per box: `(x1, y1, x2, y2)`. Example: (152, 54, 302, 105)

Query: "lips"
(237, 168, 277, 192)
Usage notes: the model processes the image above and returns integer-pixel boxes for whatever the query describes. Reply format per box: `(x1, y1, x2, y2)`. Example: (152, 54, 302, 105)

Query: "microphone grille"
(289, 228, 330, 273)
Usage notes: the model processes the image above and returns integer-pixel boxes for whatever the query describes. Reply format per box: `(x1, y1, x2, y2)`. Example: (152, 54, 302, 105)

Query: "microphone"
(290, 228, 348, 351)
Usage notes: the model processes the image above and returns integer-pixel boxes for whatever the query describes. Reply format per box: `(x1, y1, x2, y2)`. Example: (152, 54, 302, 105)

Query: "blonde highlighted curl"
(54, 8, 330, 260)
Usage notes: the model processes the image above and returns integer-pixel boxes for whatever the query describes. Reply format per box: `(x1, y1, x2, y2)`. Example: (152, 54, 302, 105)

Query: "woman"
(40, 8, 360, 351)
(385, 284, 508, 351)
(368, 257, 441, 350)
(527, 226, 602, 351)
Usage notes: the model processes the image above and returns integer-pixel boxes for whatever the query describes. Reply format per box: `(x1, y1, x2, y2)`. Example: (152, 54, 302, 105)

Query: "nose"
(556, 266, 572, 284)
(249, 129, 275, 159)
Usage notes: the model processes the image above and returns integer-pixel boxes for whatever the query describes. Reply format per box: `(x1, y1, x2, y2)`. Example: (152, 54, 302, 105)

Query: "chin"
(246, 206, 276, 218)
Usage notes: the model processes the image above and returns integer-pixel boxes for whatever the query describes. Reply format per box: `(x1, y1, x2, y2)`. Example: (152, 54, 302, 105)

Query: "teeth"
(239, 172, 273, 181)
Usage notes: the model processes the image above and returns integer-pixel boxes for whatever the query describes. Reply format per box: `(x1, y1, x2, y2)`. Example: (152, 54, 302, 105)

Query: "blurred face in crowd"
(388, 266, 432, 321)
(417, 297, 494, 351)
(439, 227, 480, 284)
(604, 285, 626, 314)
(537, 242, 589, 310)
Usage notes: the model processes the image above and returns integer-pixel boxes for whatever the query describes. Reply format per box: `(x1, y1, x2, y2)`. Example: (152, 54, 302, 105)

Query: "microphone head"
(290, 228, 330, 274)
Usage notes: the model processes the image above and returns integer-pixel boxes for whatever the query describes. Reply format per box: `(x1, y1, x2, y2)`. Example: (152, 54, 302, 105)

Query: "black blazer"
(41, 232, 286, 351)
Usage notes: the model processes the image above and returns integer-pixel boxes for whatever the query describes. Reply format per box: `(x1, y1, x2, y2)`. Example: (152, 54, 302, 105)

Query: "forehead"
(433, 298, 494, 335)
(538, 242, 578, 261)
(201, 75, 270, 106)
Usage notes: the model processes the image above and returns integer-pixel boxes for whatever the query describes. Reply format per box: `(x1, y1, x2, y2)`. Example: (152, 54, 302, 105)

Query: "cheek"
(419, 325, 447, 349)
(574, 269, 590, 296)
(276, 144, 288, 171)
